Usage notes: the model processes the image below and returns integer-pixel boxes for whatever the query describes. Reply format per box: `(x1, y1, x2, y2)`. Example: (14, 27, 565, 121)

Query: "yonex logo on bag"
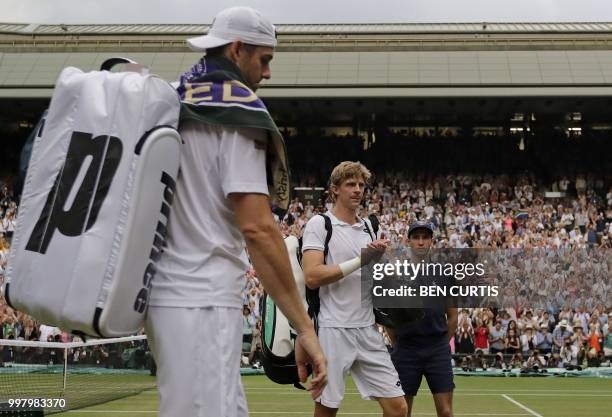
(26, 131, 123, 254)
(133, 171, 176, 313)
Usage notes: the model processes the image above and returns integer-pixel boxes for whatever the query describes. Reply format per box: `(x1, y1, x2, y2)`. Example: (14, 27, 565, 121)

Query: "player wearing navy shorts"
(387, 221, 457, 417)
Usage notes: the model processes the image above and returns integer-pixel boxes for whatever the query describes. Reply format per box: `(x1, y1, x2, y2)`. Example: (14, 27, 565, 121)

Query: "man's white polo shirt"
(302, 211, 376, 328)
(149, 119, 269, 308)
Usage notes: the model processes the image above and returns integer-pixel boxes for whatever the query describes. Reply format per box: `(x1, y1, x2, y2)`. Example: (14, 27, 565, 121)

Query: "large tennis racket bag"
(260, 235, 309, 388)
(3, 58, 182, 337)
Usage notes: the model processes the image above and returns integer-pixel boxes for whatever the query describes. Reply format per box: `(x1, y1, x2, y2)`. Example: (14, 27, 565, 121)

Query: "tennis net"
(0, 335, 156, 414)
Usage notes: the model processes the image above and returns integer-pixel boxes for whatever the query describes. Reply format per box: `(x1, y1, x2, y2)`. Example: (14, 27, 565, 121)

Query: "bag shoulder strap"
(362, 215, 379, 242)
(304, 214, 333, 328)
(297, 236, 303, 265)
(368, 214, 380, 237)
(319, 213, 333, 261)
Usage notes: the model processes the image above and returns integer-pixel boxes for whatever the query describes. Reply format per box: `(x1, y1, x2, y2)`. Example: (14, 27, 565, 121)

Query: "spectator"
(491, 352, 507, 370)
(522, 349, 546, 372)
(539, 311, 555, 331)
(587, 323, 602, 355)
(248, 320, 263, 367)
(552, 319, 572, 353)
(242, 306, 255, 345)
(489, 320, 506, 354)
(508, 352, 524, 369)
(547, 353, 561, 368)
(473, 320, 489, 354)
(455, 321, 475, 354)
(571, 320, 587, 349)
(2, 317, 16, 339)
(505, 328, 521, 355)
(520, 324, 537, 356)
(560, 340, 579, 369)
(536, 323, 553, 355)
(38, 324, 59, 342)
(518, 310, 536, 332)
(507, 320, 518, 335)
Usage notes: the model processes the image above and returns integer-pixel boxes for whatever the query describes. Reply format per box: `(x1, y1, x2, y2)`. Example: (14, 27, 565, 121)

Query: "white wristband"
(339, 256, 362, 277)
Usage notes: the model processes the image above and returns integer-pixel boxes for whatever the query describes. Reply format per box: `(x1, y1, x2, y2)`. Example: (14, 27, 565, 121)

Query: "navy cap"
(408, 221, 434, 237)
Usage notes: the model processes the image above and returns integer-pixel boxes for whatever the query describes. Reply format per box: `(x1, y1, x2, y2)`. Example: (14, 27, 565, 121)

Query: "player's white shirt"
(149, 119, 268, 308)
(302, 211, 376, 328)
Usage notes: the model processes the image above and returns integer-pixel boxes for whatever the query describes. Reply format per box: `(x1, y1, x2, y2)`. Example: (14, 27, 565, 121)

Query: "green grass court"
(52, 374, 612, 417)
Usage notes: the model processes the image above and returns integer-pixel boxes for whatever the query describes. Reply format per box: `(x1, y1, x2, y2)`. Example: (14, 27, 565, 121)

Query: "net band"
(0, 335, 147, 349)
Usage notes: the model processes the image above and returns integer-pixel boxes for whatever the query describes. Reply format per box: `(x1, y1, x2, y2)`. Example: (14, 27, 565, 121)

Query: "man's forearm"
(302, 249, 364, 289)
(304, 263, 346, 289)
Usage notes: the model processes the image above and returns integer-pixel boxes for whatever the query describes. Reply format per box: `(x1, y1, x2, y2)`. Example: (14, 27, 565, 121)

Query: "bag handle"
(100, 57, 137, 71)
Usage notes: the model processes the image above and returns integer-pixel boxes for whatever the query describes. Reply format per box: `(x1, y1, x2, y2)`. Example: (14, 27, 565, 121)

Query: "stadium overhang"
(2, 50, 612, 99)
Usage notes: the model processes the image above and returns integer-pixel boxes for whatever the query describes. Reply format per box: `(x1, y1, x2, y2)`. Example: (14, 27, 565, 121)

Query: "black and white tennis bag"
(260, 235, 308, 387)
(3, 58, 182, 338)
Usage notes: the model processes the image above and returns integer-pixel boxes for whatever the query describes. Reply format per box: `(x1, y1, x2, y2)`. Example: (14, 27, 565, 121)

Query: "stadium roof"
(2, 22, 612, 99)
(3, 22, 612, 35)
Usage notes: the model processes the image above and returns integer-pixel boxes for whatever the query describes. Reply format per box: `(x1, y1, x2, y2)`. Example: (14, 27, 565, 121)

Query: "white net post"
(63, 346, 68, 393)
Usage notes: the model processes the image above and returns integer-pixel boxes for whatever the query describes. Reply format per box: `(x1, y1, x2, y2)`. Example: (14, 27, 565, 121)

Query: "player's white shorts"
(145, 306, 248, 417)
(316, 325, 404, 408)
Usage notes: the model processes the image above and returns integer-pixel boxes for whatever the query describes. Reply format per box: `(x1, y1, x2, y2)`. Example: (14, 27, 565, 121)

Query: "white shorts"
(145, 306, 248, 417)
(316, 325, 404, 408)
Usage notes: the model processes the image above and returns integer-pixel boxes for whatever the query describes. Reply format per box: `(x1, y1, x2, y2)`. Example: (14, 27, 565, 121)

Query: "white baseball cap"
(187, 6, 277, 52)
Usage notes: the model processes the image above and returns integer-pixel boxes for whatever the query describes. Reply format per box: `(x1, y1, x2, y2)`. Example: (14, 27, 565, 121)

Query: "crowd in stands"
(1, 131, 611, 371)
(239, 165, 612, 369)
(0, 177, 16, 313)
(454, 306, 611, 372)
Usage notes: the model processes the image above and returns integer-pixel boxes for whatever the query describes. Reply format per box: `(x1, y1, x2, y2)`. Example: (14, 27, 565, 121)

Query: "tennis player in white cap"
(146, 6, 327, 417)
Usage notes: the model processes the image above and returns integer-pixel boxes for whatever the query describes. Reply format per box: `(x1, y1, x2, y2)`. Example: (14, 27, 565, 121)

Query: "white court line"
(452, 388, 610, 394)
(68, 412, 528, 416)
(502, 394, 544, 417)
(66, 410, 159, 414)
(500, 394, 612, 397)
(249, 413, 529, 416)
(137, 385, 612, 393)
(245, 391, 612, 397)
(139, 389, 612, 398)
(236, 387, 612, 393)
